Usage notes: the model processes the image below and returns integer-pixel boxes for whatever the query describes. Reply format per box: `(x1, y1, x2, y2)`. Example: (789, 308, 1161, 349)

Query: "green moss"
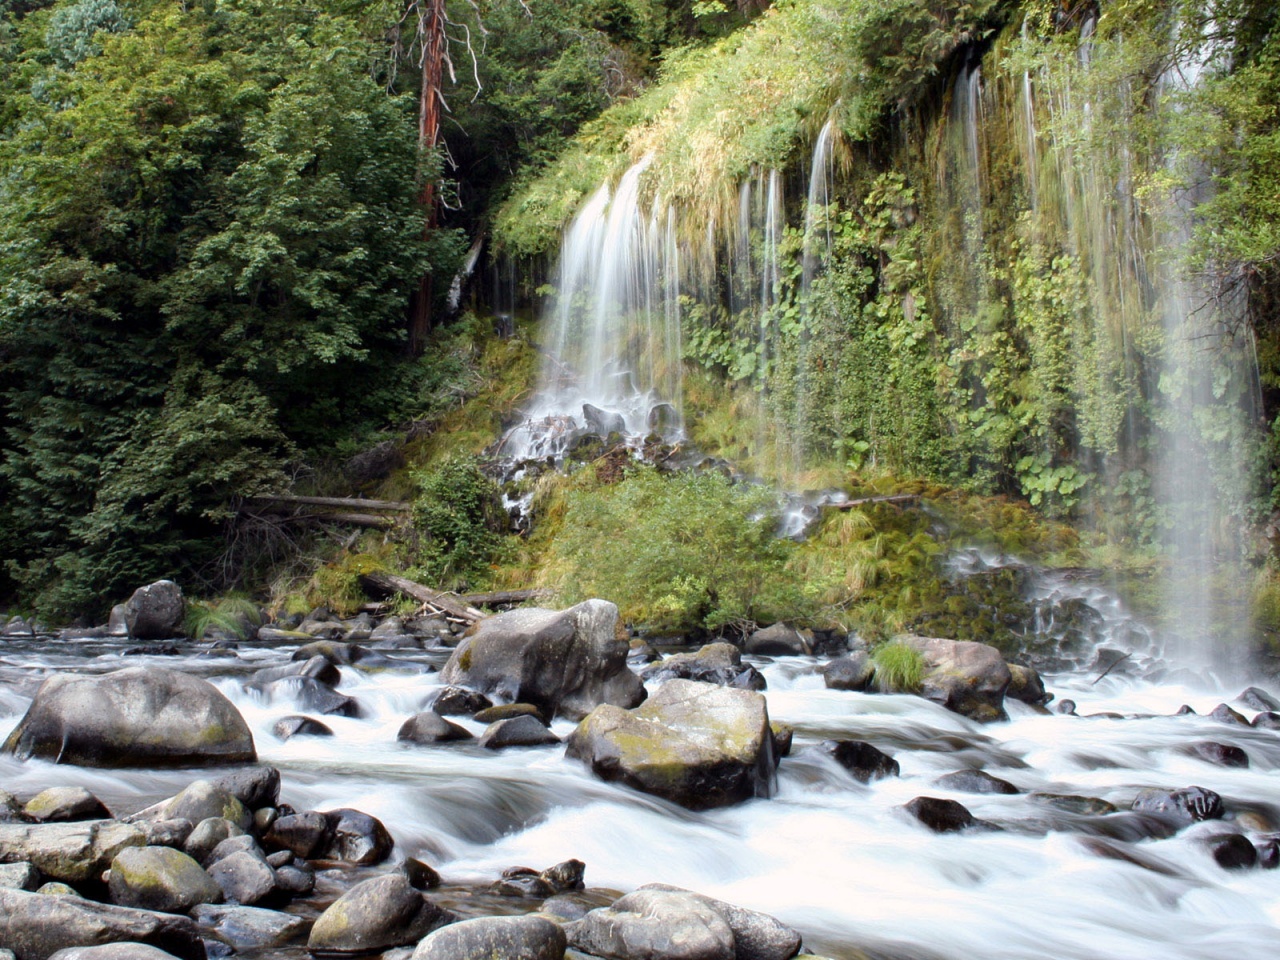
(869, 641, 925, 693)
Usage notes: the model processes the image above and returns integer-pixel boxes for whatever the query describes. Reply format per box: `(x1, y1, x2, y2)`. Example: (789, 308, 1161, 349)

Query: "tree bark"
(458, 588, 552, 607)
(360, 571, 485, 622)
(408, 0, 447, 355)
(249, 494, 411, 513)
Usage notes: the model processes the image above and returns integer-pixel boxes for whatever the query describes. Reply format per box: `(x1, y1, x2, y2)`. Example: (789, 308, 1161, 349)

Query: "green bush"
(547, 466, 811, 636)
(870, 640, 925, 693)
(411, 456, 509, 591)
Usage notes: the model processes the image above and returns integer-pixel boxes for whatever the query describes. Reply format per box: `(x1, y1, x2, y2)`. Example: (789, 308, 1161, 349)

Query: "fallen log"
(825, 494, 921, 510)
(459, 588, 552, 607)
(359, 572, 485, 623)
(250, 494, 412, 512)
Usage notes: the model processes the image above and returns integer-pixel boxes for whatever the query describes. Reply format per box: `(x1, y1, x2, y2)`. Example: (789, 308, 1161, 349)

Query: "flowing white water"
(3, 595, 1280, 960)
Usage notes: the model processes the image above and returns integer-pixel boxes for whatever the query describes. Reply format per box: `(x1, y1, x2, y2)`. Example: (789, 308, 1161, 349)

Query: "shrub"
(870, 640, 925, 692)
(411, 456, 509, 591)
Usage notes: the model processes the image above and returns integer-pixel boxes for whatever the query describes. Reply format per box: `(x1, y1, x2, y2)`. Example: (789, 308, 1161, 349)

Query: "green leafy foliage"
(870, 640, 925, 692)
(411, 455, 509, 590)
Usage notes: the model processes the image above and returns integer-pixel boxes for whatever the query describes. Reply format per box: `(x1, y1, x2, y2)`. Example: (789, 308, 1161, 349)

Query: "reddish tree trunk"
(408, 0, 447, 355)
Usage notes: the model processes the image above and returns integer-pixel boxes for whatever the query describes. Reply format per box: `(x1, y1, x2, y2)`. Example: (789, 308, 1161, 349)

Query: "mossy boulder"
(307, 873, 455, 954)
(0, 821, 145, 885)
(108, 846, 222, 913)
(904, 637, 1011, 722)
(566, 679, 777, 810)
(0, 888, 204, 960)
(411, 915, 566, 960)
(440, 599, 645, 720)
(2, 667, 256, 768)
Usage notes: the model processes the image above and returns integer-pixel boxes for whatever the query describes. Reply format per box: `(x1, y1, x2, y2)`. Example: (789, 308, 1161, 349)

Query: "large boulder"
(640, 884, 802, 960)
(189, 903, 307, 949)
(107, 846, 221, 913)
(117, 581, 186, 641)
(2, 668, 255, 767)
(0, 821, 145, 885)
(641, 643, 765, 691)
(306, 873, 454, 954)
(566, 679, 777, 810)
(565, 888, 736, 960)
(0, 887, 205, 960)
(743, 624, 812, 657)
(440, 600, 645, 720)
(411, 915, 567, 960)
(904, 637, 1011, 722)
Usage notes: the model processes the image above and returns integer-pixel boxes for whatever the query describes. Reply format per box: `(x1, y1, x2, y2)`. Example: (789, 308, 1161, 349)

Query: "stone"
(440, 599, 645, 721)
(641, 643, 766, 691)
(821, 740, 899, 783)
(0, 820, 145, 884)
(0, 862, 39, 891)
(161, 782, 250, 833)
(566, 888, 735, 960)
(1251, 712, 1280, 730)
(542, 858, 586, 892)
(207, 850, 277, 906)
(0, 790, 21, 821)
(1190, 741, 1249, 768)
(306, 873, 455, 954)
(23, 788, 111, 824)
(139, 820, 193, 850)
(1131, 786, 1224, 826)
(903, 797, 976, 833)
(257, 676, 361, 717)
(403, 858, 442, 890)
(479, 715, 560, 749)
(639, 884, 802, 960)
(1205, 833, 1257, 869)
(36, 883, 80, 897)
(183, 820, 245, 865)
(1031, 794, 1117, 815)
(904, 637, 1011, 722)
(205, 835, 261, 867)
(249, 656, 341, 689)
(934, 770, 1020, 795)
(322, 809, 394, 865)
(263, 813, 330, 860)
(107, 846, 222, 913)
(1, 667, 255, 767)
(472, 703, 544, 723)
(273, 715, 334, 740)
(292, 640, 363, 663)
(412, 915, 567, 960)
(272, 862, 314, 897)
(426, 687, 493, 716)
(566, 679, 777, 810)
(1237, 686, 1280, 712)
(398, 712, 473, 744)
(582, 403, 626, 438)
(1057, 699, 1078, 715)
(1209, 703, 1249, 726)
(743, 624, 812, 657)
(1006, 664, 1050, 706)
(190, 903, 307, 949)
(122, 581, 186, 640)
(0, 888, 204, 960)
(48, 946, 181, 960)
(211, 767, 280, 812)
(821, 654, 874, 692)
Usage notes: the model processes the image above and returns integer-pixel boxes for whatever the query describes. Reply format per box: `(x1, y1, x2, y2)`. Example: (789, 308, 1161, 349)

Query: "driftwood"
(250, 494, 411, 513)
(825, 494, 921, 511)
(459, 588, 552, 607)
(360, 571, 486, 623)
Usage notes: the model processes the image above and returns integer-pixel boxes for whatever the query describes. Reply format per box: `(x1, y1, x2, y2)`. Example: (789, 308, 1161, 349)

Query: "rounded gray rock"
(412, 914, 566, 960)
(107, 846, 222, 913)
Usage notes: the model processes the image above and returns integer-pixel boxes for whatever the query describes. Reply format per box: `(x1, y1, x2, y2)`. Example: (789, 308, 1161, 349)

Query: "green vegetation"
(870, 641, 925, 693)
(411, 455, 509, 591)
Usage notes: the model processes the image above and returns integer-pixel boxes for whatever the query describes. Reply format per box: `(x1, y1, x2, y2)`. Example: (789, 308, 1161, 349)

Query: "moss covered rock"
(904, 637, 1012, 722)
(108, 845, 222, 913)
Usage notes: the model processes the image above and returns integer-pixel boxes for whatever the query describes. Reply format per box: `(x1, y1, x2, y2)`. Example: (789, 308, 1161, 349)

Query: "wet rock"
(821, 740, 899, 784)
(542, 891, 616, 923)
(0, 862, 40, 891)
(107, 846, 222, 912)
(212, 767, 279, 813)
(566, 888, 735, 960)
(440, 599, 645, 721)
(272, 715, 334, 740)
(1031, 793, 1117, 815)
(904, 637, 1011, 722)
(296, 622, 346, 643)
(403, 858, 442, 890)
(903, 797, 976, 833)
(1175, 705, 1197, 716)
(205, 835, 261, 867)
(258, 676, 361, 717)
(306, 873, 455, 955)
(190, 903, 307, 949)
(1205, 833, 1257, 869)
(183, 819, 245, 865)
(412, 915, 567, 960)
(47, 946, 181, 960)
(427, 687, 493, 716)
(272, 861, 314, 897)
(207, 850, 278, 906)
(0, 887, 204, 960)
(398, 712, 473, 745)
(1131, 786, 1224, 826)
(1056, 699, 1077, 716)
(772, 724, 793, 758)
(36, 882, 80, 896)
(136, 816, 190, 849)
(821, 654, 874, 692)
(1255, 837, 1280, 869)
(161, 782, 250, 833)
(1, 667, 256, 768)
(1006, 664, 1050, 706)
(494, 871, 555, 898)
(255, 628, 314, 643)
(934, 770, 1020, 795)
(1237, 686, 1280, 712)
(0, 820, 145, 884)
(121, 581, 186, 640)
(322, 809, 394, 865)
(1190, 741, 1249, 768)
(123, 644, 182, 657)
(249, 656, 341, 689)
(263, 812, 330, 860)
(1251, 712, 1280, 730)
(567, 679, 777, 810)
(743, 624, 812, 657)
(479, 715, 560, 749)
(291, 639, 360, 663)
(1209, 703, 1249, 726)
(23, 788, 111, 824)
(0, 790, 21, 821)
(642, 644, 766, 691)
(541, 858, 586, 892)
(639, 884, 802, 960)
(582, 403, 626, 438)
(473, 703, 544, 723)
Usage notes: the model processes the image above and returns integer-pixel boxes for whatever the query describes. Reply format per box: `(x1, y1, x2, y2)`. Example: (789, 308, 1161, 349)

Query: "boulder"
(478, 715, 560, 750)
(1190, 741, 1249, 768)
(249, 656, 341, 689)
(273, 716, 333, 740)
(120, 582, 186, 640)
(272, 861, 314, 897)
(1006, 664, 1050, 706)
(0, 790, 22, 821)
(48, 946, 181, 960)
(190, 903, 306, 949)
(398, 712, 473, 745)
(211, 767, 280, 812)
(1209, 703, 1249, 726)
(1252, 712, 1280, 730)
(322, 809, 393, 865)
(821, 654, 874, 692)
(160, 782, 250, 833)
(257, 676, 361, 717)
(640, 884, 802, 960)
(263, 813, 330, 860)
(1, 668, 255, 767)
(427, 687, 493, 716)
(904, 637, 1011, 722)
(306, 873, 455, 955)
(582, 403, 626, 438)
(903, 797, 976, 833)
(1237, 686, 1280, 712)
(934, 770, 1020, 795)
(206, 850, 277, 906)
(1205, 833, 1257, 870)
(205, 835, 261, 867)
(821, 740, 899, 783)
(641, 644, 766, 691)
(183, 820, 245, 865)
(107, 846, 221, 913)
(0, 888, 204, 960)
(0, 862, 40, 891)
(0, 820, 145, 884)
(440, 600, 645, 720)
(1031, 793, 1117, 816)
(566, 888, 735, 960)
(139, 820, 193, 850)
(743, 624, 812, 657)
(1131, 786, 1224, 826)
(472, 703, 544, 723)
(566, 679, 777, 810)
(23, 789, 111, 824)
(412, 915, 567, 960)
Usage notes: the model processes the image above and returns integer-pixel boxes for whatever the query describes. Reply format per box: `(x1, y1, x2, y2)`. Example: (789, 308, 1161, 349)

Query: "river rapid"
(3, 627, 1280, 960)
